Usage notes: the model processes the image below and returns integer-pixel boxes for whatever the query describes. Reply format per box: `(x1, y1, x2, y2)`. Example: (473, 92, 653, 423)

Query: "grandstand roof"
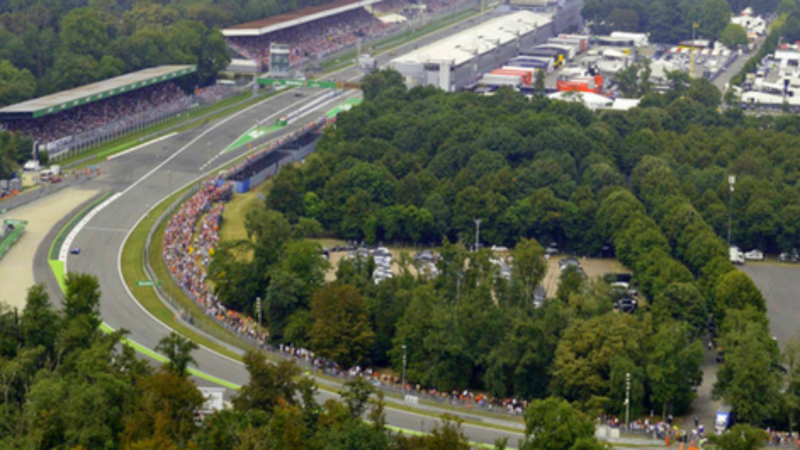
(0, 65, 197, 120)
(390, 11, 553, 67)
(223, 0, 382, 37)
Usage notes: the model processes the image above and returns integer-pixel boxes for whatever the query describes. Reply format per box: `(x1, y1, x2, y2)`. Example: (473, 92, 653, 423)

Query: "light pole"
(474, 218, 482, 252)
(625, 372, 631, 429)
(402, 344, 407, 399)
(256, 297, 262, 329)
(728, 175, 736, 248)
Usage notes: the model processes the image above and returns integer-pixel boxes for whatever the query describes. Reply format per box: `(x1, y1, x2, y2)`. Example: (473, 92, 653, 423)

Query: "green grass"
(57, 92, 261, 169)
(121, 186, 253, 362)
(219, 179, 274, 243)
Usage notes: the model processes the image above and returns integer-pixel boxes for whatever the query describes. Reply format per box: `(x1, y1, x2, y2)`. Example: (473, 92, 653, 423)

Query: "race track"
(31, 11, 529, 447)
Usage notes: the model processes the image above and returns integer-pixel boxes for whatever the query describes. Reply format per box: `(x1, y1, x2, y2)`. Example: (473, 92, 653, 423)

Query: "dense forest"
(5, 274, 609, 449)
(205, 69, 800, 428)
(582, 0, 778, 42)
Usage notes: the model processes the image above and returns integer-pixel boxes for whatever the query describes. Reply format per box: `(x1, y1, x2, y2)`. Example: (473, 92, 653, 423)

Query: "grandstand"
(223, 0, 470, 72)
(0, 66, 197, 158)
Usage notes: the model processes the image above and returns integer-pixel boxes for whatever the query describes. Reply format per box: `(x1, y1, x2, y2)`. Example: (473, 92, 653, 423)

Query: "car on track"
(744, 249, 764, 261)
(70, 247, 81, 255)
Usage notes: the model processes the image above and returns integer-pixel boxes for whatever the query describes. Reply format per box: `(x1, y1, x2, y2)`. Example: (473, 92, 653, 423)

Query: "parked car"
(414, 249, 436, 263)
(559, 257, 580, 271)
(614, 297, 638, 314)
(744, 249, 764, 261)
(779, 249, 799, 263)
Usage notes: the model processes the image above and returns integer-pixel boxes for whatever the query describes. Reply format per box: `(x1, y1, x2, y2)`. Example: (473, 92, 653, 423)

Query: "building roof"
(391, 11, 553, 67)
(0, 65, 196, 120)
(223, 0, 382, 37)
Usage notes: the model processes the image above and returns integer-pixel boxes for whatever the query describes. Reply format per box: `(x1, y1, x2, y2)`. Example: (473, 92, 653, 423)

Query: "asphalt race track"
(32, 10, 529, 447)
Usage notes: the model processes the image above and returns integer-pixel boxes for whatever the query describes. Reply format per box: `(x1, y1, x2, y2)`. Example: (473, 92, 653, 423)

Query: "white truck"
(729, 246, 745, 265)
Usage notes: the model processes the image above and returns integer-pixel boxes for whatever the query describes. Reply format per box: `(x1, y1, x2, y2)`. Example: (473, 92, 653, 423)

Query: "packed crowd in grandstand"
(5, 84, 188, 145)
(226, 0, 465, 69)
(4, 83, 233, 147)
(227, 8, 393, 67)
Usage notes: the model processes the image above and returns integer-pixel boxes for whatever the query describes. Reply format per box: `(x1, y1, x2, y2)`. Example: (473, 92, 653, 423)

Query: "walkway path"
(681, 345, 720, 433)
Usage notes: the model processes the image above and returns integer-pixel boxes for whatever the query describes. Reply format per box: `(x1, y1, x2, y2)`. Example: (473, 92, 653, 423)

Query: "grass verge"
(121, 186, 249, 363)
(58, 92, 273, 169)
(219, 179, 274, 242)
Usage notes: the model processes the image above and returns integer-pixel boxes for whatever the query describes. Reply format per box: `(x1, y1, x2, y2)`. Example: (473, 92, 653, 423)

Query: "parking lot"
(740, 262, 800, 349)
(542, 256, 630, 298)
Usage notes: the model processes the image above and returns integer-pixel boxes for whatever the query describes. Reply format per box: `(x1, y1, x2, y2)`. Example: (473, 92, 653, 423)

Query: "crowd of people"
(227, 8, 393, 69)
(5, 83, 190, 146)
(372, 0, 411, 14)
(195, 84, 237, 104)
(274, 342, 528, 415)
(162, 181, 267, 343)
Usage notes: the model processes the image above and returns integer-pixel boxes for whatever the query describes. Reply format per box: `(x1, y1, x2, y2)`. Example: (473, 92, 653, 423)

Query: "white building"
(390, 11, 554, 91)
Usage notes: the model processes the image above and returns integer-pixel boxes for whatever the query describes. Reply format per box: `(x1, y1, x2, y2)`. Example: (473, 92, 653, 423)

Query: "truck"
(715, 405, 733, 434)
(729, 246, 745, 265)
(480, 73, 523, 89)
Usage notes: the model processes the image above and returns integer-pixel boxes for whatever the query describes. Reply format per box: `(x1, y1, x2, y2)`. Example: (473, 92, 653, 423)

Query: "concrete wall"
(232, 141, 317, 193)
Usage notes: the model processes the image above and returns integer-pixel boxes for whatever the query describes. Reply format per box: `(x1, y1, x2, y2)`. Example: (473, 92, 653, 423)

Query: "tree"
(521, 397, 602, 450)
(154, 332, 199, 377)
(557, 265, 585, 302)
(784, 336, 800, 435)
(123, 367, 205, 448)
(714, 271, 766, 321)
(535, 69, 546, 97)
(511, 238, 548, 307)
(233, 352, 300, 414)
(713, 312, 782, 425)
(20, 283, 60, 353)
(552, 312, 646, 403)
(777, 0, 799, 16)
(361, 68, 405, 101)
(708, 424, 767, 450)
(700, 0, 732, 39)
(646, 321, 704, 417)
(63, 272, 102, 329)
(0, 60, 36, 107)
(719, 24, 749, 49)
(606, 8, 640, 31)
(652, 282, 707, 336)
(687, 78, 722, 109)
(309, 284, 374, 368)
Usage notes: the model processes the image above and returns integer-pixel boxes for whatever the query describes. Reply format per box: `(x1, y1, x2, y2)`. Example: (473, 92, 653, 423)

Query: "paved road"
(741, 263, 800, 349)
(31, 9, 534, 447)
